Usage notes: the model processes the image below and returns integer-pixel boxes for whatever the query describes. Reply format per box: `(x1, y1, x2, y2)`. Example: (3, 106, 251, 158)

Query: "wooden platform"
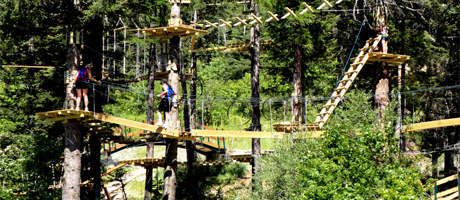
(351, 52, 410, 66)
(119, 158, 232, 168)
(402, 117, 460, 133)
(272, 122, 322, 134)
(191, 40, 275, 53)
(36, 109, 194, 140)
(36, 109, 290, 139)
(128, 24, 207, 40)
(102, 72, 193, 83)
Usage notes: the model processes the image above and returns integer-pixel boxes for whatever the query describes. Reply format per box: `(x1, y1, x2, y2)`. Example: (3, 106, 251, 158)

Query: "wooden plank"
(3, 65, 55, 69)
(114, 26, 127, 31)
(285, 7, 297, 17)
(436, 187, 458, 199)
(251, 14, 263, 24)
(267, 11, 279, 21)
(323, 0, 333, 7)
(46, 114, 87, 122)
(300, 3, 314, 14)
(437, 174, 458, 185)
(81, 163, 128, 185)
(439, 191, 459, 200)
(403, 118, 460, 133)
(190, 35, 196, 51)
(219, 19, 232, 27)
(192, 129, 285, 138)
(235, 17, 248, 26)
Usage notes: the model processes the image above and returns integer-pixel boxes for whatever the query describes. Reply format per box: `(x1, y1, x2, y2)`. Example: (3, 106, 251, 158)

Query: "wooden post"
(249, 0, 261, 190)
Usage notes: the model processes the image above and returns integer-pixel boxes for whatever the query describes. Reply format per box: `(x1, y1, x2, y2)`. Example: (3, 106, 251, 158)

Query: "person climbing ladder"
(155, 79, 176, 129)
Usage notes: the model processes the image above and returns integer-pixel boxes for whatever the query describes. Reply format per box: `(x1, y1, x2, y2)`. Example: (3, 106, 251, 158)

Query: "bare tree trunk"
(374, 63, 390, 119)
(186, 8, 198, 176)
(90, 132, 100, 199)
(293, 44, 302, 123)
(63, 120, 81, 200)
(63, 19, 81, 198)
(162, 2, 181, 198)
(145, 42, 156, 200)
(163, 139, 178, 200)
(249, 0, 261, 190)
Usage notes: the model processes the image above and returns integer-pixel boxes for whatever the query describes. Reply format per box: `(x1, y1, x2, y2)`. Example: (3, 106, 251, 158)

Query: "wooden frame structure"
(127, 24, 207, 41)
(191, 40, 275, 53)
(35, 109, 299, 139)
(101, 72, 193, 83)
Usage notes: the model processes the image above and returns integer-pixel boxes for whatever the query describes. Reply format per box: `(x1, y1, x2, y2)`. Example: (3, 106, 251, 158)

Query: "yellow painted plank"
(403, 118, 460, 133)
(439, 191, 459, 200)
(192, 129, 286, 138)
(437, 174, 458, 185)
(3, 65, 55, 69)
(436, 187, 458, 199)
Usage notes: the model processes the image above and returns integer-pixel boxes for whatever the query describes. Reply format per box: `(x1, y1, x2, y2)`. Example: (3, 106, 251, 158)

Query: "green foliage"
(253, 91, 427, 199)
(176, 163, 247, 200)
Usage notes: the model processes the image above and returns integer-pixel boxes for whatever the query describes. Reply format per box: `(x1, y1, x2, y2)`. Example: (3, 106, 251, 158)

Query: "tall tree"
(249, 0, 261, 189)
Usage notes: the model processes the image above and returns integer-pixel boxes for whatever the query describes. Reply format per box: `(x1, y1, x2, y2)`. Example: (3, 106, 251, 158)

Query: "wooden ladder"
(311, 35, 382, 129)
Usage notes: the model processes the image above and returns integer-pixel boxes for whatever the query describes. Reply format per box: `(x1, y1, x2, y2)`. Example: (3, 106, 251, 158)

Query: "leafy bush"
(252, 90, 428, 199)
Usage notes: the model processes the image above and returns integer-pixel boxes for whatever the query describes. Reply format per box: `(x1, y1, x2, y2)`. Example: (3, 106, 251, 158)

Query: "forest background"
(0, 0, 460, 199)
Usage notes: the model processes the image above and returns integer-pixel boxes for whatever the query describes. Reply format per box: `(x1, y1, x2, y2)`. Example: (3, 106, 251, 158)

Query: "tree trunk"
(63, 120, 81, 200)
(186, 8, 197, 176)
(163, 2, 181, 198)
(374, 63, 390, 119)
(90, 133, 100, 199)
(163, 139, 178, 200)
(145, 42, 156, 200)
(432, 153, 439, 178)
(249, 0, 261, 190)
(63, 21, 81, 199)
(293, 43, 302, 123)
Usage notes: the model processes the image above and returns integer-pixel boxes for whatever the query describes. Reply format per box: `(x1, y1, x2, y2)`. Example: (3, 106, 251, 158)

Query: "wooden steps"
(313, 36, 383, 129)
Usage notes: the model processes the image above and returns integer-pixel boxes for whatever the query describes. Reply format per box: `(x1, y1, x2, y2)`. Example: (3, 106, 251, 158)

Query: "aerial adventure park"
(1, 0, 460, 199)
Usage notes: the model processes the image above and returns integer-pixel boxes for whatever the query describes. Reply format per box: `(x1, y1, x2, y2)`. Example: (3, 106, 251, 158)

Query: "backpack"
(167, 86, 174, 98)
(77, 67, 87, 82)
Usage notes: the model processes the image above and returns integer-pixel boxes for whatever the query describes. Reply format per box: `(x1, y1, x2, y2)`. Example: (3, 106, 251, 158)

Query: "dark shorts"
(75, 81, 89, 89)
(158, 97, 172, 112)
(382, 36, 389, 41)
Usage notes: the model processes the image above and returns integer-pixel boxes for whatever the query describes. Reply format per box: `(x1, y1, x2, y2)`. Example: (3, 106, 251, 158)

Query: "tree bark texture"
(249, 0, 261, 189)
(163, 139, 178, 200)
(145, 42, 157, 200)
(162, 3, 181, 196)
(90, 133, 100, 199)
(293, 44, 302, 123)
(188, 10, 198, 175)
(374, 63, 390, 119)
(63, 120, 81, 200)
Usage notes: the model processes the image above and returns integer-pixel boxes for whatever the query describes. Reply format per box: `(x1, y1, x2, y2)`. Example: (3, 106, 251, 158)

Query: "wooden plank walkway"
(403, 117, 460, 133)
(119, 158, 233, 168)
(36, 109, 294, 139)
